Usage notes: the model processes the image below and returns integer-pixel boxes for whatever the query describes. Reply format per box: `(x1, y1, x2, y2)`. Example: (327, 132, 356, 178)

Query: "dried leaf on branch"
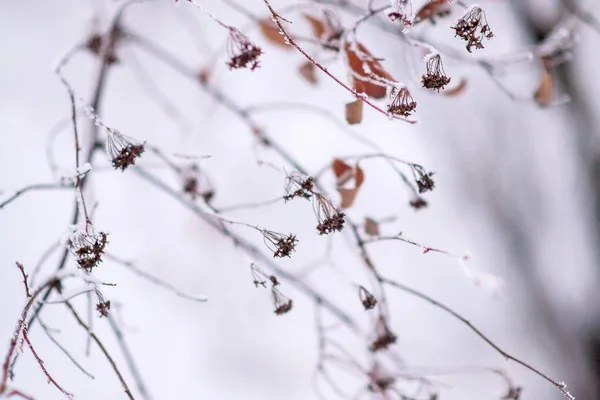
(344, 42, 394, 99)
(332, 158, 364, 208)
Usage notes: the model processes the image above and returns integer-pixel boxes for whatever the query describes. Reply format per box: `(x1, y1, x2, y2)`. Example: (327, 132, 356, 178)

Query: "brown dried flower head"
(250, 263, 281, 289)
(66, 230, 108, 272)
(370, 316, 397, 352)
(503, 387, 523, 400)
(359, 286, 377, 310)
(387, 86, 417, 118)
(262, 230, 298, 258)
(272, 288, 293, 315)
(96, 300, 111, 318)
(106, 129, 145, 171)
(388, 0, 413, 26)
(409, 196, 428, 210)
(284, 171, 314, 201)
(314, 194, 345, 235)
(367, 363, 396, 393)
(181, 164, 215, 202)
(413, 166, 435, 193)
(451, 6, 494, 52)
(421, 53, 451, 92)
(226, 27, 263, 71)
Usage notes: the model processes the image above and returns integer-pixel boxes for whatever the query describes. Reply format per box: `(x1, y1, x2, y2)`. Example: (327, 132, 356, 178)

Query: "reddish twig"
(21, 327, 73, 398)
(14, 263, 31, 298)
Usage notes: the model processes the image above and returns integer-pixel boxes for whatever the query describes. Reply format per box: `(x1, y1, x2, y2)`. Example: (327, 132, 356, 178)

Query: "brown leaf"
(534, 68, 554, 107)
(332, 160, 364, 208)
(303, 14, 327, 39)
(345, 42, 394, 99)
(364, 217, 380, 236)
(443, 79, 467, 97)
(345, 99, 363, 125)
(415, 0, 452, 24)
(299, 61, 318, 85)
(332, 159, 352, 185)
(259, 19, 292, 49)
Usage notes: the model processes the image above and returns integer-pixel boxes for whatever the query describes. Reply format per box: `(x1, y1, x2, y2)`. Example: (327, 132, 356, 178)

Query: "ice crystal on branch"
(226, 28, 263, 71)
(262, 230, 298, 258)
(66, 229, 108, 272)
(451, 6, 494, 52)
(387, 86, 417, 118)
(421, 53, 451, 91)
(105, 130, 145, 171)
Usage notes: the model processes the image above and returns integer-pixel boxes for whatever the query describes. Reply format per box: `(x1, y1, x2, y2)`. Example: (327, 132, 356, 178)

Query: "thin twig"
(0, 184, 74, 210)
(107, 315, 154, 400)
(15, 263, 31, 298)
(63, 301, 136, 400)
(21, 327, 73, 398)
(381, 277, 573, 399)
(36, 316, 95, 380)
(104, 253, 207, 302)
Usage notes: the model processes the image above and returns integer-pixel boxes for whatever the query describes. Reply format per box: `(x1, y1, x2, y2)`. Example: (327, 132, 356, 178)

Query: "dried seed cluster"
(66, 230, 108, 272)
(250, 264, 293, 315)
(181, 164, 215, 202)
(272, 289, 293, 315)
(388, 0, 413, 26)
(106, 130, 145, 171)
(226, 28, 263, 71)
(387, 86, 417, 118)
(409, 196, 428, 210)
(370, 317, 397, 352)
(414, 168, 436, 193)
(314, 194, 346, 235)
(262, 230, 298, 258)
(96, 300, 111, 318)
(421, 54, 451, 92)
(451, 6, 494, 52)
(284, 172, 314, 201)
(359, 286, 377, 310)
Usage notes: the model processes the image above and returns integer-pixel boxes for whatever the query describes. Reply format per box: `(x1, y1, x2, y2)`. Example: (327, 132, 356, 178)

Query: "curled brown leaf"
(345, 99, 363, 125)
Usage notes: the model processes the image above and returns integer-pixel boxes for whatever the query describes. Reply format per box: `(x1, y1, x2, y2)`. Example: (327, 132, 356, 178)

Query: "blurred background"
(1, 0, 599, 399)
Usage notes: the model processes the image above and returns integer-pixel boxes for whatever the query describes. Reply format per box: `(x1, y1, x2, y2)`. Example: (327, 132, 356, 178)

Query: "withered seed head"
(181, 164, 215, 202)
(388, 0, 413, 26)
(370, 316, 397, 352)
(451, 6, 494, 52)
(106, 130, 145, 171)
(359, 286, 377, 310)
(415, 168, 435, 193)
(226, 28, 263, 71)
(387, 86, 417, 118)
(262, 230, 298, 258)
(421, 54, 451, 92)
(67, 230, 108, 272)
(314, 194, 346, 235)
(409, 196, 428, 210)
(272, 288, 293, 315)
(96, 300, 111, 318)
(284, 172, 314, 201)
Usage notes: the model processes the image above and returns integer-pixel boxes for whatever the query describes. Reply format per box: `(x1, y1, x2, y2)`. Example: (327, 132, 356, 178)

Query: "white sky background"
(1, 0, 599, 399)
